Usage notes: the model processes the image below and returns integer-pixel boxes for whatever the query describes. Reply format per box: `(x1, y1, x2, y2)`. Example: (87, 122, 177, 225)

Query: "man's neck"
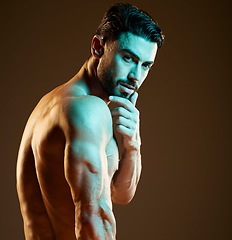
(84, 56, 110, 103)
(67, 56, 110, 104)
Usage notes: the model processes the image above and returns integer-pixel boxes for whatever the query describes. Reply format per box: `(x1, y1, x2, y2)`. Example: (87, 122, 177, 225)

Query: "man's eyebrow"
(122, 48, 154, 65)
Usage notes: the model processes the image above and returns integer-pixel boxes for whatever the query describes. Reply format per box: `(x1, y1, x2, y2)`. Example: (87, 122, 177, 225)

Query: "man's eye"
(123, 55, 132, 62)
(143, 64, 152, 70)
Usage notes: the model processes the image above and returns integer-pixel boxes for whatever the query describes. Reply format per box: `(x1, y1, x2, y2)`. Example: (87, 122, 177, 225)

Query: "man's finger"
(109, 96, 133, 110)
(129, 92, 138, 106)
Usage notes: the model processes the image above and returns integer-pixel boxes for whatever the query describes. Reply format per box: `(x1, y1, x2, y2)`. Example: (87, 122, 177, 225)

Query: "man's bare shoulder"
(64, 95, 110, 119)
(61, 95, 113, 140)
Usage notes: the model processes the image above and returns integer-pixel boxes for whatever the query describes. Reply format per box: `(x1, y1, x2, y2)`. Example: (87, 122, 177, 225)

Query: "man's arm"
(110, 92, 142, 205)
(63, 96, 116, 239)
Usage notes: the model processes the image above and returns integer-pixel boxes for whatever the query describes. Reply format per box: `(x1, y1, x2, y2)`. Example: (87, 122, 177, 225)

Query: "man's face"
(97, 32, 158, 99)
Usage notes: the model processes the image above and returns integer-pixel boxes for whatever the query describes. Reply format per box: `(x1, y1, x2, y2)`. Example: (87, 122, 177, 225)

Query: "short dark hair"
(96, 3, 164, 48)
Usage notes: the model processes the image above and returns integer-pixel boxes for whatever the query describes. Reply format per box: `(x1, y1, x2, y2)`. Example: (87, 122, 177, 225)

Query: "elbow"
(111, 182, 138, 205)
(111, 190, 135, 205)
(113, 197, 132, 205)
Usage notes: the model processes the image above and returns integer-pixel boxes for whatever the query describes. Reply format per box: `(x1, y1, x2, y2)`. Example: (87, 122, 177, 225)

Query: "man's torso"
(16, 83, 119, 239)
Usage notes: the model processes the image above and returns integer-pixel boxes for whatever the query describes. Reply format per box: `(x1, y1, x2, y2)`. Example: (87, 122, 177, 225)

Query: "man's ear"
(91, 35, 104, 58)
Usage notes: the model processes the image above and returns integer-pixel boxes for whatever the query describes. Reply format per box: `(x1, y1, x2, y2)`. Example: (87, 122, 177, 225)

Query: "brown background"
(1, 0, 231, 239)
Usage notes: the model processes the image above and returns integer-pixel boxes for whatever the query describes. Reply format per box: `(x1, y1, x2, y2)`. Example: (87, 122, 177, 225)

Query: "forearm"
(112, 141, 142, 204)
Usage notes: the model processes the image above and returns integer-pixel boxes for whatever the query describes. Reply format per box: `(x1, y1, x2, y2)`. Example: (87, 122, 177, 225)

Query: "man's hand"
(110, 93, 142, 204)
(109, 92, 141, 151)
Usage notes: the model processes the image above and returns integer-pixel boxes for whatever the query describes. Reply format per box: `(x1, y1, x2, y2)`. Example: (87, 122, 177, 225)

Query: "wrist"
(122, 136, 141, 152)
(121, 145, 141, 164)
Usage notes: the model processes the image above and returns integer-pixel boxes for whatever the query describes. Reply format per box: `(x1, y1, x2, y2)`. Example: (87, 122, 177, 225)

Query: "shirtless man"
(16, 3, 164, 239)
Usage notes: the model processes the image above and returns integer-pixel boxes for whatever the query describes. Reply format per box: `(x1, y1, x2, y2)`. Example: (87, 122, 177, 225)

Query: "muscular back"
(16, 84, 119, 239)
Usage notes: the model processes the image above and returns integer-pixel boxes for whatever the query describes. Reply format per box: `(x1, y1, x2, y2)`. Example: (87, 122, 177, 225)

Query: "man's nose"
(128, 65, 141, 83)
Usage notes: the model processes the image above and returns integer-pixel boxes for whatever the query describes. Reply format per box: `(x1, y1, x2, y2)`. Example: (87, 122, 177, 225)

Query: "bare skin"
(16, 32, 158, 239)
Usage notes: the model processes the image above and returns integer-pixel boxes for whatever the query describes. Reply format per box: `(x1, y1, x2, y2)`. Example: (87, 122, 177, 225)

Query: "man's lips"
(119, 82, 137, 91)
(118, 82, 137, 95)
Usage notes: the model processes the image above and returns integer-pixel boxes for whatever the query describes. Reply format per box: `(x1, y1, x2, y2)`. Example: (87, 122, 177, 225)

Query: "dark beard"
(101, 79, 130, 99)
(101, 77, 116, 97)
(98, 68, 118, 97)
(97, 63, 132, 99)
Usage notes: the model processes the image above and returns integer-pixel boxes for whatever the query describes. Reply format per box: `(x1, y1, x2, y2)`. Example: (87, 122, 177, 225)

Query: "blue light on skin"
(96, 32, 158, 101)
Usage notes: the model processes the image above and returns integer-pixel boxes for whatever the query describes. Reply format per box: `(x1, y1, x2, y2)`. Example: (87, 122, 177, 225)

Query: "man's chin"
(121, 92, 131, 99)
(112, 91, 132, 99)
